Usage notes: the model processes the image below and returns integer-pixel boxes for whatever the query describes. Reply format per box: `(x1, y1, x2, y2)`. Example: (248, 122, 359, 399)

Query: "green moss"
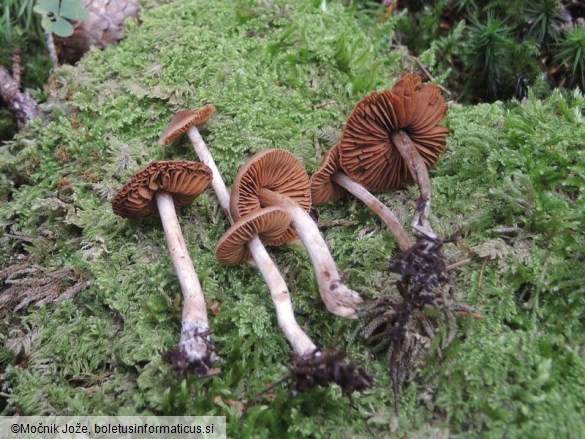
(1, 0, 584, 437)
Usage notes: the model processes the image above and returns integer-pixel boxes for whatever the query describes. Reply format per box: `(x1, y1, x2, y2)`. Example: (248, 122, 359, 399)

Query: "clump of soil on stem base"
(356, 235, 479, 416)
(289, 350, 375, 396)
(163, 334, 221, 378)
(244, 350, 375, 414)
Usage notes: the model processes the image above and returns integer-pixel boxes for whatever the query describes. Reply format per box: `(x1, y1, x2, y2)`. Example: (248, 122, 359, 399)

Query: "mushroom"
(160, 107, 318, 357)
(311, 144, 412, 251)
(230, 149, 363, 319)
(158, 104, 232, 220)
(216, 207, 317, 356)
(112, 160, 219, 376)
(339, 72, 449, 237)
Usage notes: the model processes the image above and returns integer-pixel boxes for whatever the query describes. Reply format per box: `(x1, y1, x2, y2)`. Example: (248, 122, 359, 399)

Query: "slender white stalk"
(248, 236, 317, 356)
(185, 127, 317, 355)
(332, 172, 412, 251)
(390, 130, 436, 238)
(187, 127, 233, 223)
(259, 188, 362, 319)
(156, 192, 214, 362)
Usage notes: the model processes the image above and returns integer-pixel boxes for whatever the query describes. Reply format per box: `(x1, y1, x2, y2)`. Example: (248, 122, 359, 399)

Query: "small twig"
(242, 376, 291, 417)
(453, 309, 484, 319)
(412, 56, 452, 97)
(5, 233, 36, 244)
(477, 259, 489, 289)
(11, 50, 22, 86)
(0, 66, 40, 128)
(328, 324, 346, 350)
(311, 100, 337, 110)
(379, 0, 398, 25)
(44, 29, 59, 67)
(313, 135, 323, 161)
(490, 226, 522, 236)
(446, 258, 472, 271)
(317, 218, 357, 229)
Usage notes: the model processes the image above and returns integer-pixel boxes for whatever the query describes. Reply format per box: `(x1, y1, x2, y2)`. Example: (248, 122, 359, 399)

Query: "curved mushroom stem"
(331, 172, 412, 251)
(156, 192, 219, 371)
(258, 188, 363, 319)
(185, 128, 318, 356)
(390, 130, 436, 239)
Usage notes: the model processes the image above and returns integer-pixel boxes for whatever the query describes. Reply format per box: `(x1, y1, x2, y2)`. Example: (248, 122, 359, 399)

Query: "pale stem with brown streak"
(331, 172, 412, 251)
(156, 192, 215, 362)
(258, 188, 363, 319)
(185, 127, 317, 356)
(390, 130, 435, 238)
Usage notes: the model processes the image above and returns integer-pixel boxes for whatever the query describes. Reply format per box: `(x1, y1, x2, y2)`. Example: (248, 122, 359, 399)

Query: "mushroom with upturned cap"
(230, 149, 362, 319)
(216, 207, 317, 356)
(339, 72, 449, 237)
(112, 160, 219, 376)
(311, 144, 412, 251)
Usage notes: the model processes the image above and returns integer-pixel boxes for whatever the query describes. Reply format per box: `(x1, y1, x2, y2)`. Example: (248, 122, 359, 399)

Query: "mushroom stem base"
(165, 321, 220, 376)
(259, 188, 362, 319)
(179, 321, 219, 361)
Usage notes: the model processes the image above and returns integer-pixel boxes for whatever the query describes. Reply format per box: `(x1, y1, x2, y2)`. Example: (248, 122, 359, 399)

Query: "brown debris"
(0, 264, 88, 315)
(289, 350, 375, 396)
(243, 350, 374, 416)
(356, 235, 479, 416)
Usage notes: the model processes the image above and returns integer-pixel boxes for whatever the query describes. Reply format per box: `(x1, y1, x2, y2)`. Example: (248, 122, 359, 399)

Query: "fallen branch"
(0, 52, 40, 129)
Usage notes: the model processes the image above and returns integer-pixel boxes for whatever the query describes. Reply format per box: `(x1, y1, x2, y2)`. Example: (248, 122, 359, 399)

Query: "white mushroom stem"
(331, 172, 412, 251)
(187, 127, 233, 223)
(390, 130, 436, 239)
(248, 236, 317, 356)
(185, 127, 317, 356)
(258, 188, 363, 319)
(156, 192, 216, 363)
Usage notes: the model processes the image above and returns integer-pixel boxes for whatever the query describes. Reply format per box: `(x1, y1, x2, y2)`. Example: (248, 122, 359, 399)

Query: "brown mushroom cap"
(310, 144, 346, 205)
(230, 149, 311, 243)
(158, 104, 216, 145)
(215, 207, 292, 264)
(112, 160, 212, 218)
(339, 72, 448, 192)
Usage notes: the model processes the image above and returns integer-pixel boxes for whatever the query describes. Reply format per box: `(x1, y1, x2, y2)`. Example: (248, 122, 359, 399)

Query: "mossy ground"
(1, 0, 584, 437)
